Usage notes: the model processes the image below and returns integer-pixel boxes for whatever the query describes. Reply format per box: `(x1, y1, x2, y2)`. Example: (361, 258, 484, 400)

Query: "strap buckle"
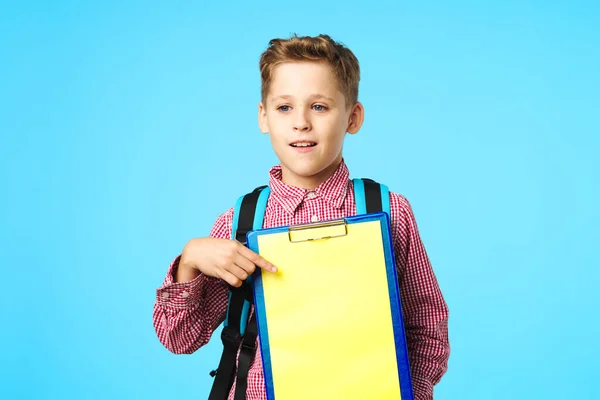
(241, 336, 257, 352)
(221, 326, 241, 349)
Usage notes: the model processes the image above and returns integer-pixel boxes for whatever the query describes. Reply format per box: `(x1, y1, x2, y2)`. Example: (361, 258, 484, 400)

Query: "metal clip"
(288, 218, 348, 243)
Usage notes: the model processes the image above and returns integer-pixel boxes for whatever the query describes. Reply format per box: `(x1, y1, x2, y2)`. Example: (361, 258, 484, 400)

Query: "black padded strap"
(208, 289, 246, 400)
(229, 280, 254, 304)
(232, 185, 267, 300)
(209, 185, 266, 400)
(233, 312, 258, 400)
(235, 185, 267, 244)
(362, 178, 383, 213)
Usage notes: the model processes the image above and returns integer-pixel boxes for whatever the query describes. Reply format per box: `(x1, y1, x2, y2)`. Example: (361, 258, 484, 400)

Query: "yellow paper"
(257, 220, 401, 400)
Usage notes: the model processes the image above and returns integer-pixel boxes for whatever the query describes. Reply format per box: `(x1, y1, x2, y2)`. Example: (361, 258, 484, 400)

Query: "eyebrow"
(270, 94, 336, 103)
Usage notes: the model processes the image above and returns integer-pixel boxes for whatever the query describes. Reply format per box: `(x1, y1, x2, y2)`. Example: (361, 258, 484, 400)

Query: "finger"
(217, 268, 243, 288)
(234, 253, 257, 275)
(237, 244, 277, 273)
(225, 260, 251, 281)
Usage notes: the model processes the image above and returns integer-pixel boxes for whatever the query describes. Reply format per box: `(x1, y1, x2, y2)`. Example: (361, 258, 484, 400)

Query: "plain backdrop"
(1, 1, 599, 399)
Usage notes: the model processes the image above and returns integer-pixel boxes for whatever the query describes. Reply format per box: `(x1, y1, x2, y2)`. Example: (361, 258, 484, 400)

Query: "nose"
(293, 108, 311, 132)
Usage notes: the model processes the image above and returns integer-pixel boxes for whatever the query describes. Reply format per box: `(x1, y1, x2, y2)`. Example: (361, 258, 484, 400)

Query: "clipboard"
(246, 212, 414, 400)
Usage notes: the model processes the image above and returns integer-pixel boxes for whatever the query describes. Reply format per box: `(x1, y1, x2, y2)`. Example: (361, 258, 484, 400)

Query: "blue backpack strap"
(209, 185, 269, 400)
(233, 186, 269, 400)
(253, 186, 271, 230)
(229, 185, 270, 335)
(353, 178, 367, 215)
(223, 185, 269, 334)
(352, 178, 391, 217)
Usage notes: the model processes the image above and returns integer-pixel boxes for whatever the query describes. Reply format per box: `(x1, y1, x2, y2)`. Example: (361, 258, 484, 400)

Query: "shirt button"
(307, 191, 316, 199)
(161, 291, 169, 299)
(311, 215, 320, 223)
(181, 291, 190, 298)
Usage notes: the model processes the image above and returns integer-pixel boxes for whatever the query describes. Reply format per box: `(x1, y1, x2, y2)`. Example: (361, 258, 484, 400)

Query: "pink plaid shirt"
(153, 160, 450, 400)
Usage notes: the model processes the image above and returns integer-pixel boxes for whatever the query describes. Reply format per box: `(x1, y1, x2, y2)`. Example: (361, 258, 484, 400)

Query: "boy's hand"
(176, 238, 277, 287)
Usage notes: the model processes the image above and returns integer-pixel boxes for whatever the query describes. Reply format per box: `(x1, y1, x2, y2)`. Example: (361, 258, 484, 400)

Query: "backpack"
(208, 178, 391, 400)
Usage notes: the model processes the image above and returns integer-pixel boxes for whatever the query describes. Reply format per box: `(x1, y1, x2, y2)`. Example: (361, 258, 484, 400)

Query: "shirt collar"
(268, 159, 350, 215)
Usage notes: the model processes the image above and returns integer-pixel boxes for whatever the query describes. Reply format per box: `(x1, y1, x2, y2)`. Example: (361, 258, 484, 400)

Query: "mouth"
(290, 141, 317, 148)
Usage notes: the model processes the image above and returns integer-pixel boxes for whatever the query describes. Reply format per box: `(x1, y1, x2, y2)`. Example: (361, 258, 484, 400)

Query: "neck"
(281, 157, 343, 190)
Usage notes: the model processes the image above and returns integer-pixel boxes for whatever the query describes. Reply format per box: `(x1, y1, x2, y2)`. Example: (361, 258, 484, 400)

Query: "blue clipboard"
(247, 212, 414, 400)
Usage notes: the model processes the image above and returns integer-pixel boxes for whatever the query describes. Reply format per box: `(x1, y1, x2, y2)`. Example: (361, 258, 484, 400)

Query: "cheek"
(266, 115, 287, 135)
(324, 119, 347, 146)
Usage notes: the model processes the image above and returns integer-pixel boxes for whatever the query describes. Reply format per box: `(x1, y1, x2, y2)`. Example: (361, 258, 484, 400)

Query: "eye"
(277, 105, 291, 112)
(312, 104, 328, 112)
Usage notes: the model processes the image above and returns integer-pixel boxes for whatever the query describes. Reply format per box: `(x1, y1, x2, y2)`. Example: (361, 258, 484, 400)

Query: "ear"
(258, 101, 269, 134)
(346, 102, 364, 135)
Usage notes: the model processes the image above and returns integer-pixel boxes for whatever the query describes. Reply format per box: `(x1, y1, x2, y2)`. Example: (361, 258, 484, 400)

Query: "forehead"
(268, 61, 342, 99)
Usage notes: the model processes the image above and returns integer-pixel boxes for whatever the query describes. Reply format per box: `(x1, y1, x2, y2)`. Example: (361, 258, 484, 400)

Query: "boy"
(153, 34, 449, 400)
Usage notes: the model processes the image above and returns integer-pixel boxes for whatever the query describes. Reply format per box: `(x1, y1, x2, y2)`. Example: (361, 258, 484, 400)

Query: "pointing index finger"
(237, 244, 277, 273)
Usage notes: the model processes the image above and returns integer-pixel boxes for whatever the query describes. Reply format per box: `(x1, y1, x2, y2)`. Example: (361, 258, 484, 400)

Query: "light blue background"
(1, 1, 598, 399)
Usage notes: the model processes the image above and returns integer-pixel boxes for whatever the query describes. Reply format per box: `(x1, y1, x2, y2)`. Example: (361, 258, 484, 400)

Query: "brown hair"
(259, 34, 360, 108)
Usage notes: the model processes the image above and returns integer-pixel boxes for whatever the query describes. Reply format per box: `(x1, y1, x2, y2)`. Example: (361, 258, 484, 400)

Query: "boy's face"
(258, 61, 364, 189)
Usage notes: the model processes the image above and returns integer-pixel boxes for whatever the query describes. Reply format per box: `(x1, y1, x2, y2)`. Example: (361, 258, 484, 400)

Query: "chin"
(288, 165, 323, 178)
(294, 157, 330, 172)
